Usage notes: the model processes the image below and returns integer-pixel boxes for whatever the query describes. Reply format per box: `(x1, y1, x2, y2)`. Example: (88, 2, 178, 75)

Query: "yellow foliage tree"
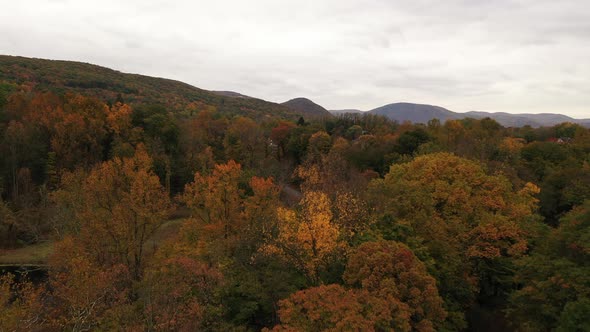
(261, 191, 345, 284)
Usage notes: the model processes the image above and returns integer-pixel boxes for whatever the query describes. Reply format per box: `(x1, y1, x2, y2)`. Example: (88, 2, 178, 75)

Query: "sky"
(1, 0, 589, 118)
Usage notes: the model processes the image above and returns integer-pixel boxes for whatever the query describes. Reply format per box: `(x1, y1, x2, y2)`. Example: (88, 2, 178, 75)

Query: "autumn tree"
(223, 116, 265, 168)
(343, 241, 447, 331)
(240, 176, 281, 257)
(178, 164, 285, 328)
(139, 256, 225, 331)
(47, 237, 132, 331)
(107, 102, 138, 158)
(0, 273, 45, 331)
(443, 119, 464, 152)
(270, 121, 296, 160)
(49, 168, 87, 237)
(48, 94, 110, 170)
(0, 197, 17, 248)
(268, 241, 446, 332)
(369, 153, 539, 327)
(268, 284, 390, 332)
(52, 145, 173, 280)
(182, 160, 243, 261)
(261, 190, 345, 284)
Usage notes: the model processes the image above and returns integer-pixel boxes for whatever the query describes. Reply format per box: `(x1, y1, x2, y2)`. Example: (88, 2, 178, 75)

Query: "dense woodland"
(1, 62, 590, 331)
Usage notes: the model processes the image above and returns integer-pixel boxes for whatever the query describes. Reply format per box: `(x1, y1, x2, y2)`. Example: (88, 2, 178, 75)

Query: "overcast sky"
(1, 0, 589, 117)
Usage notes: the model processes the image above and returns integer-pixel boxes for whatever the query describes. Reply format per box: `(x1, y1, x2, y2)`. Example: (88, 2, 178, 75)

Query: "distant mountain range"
(1, 55, 587, 127)
(329, 102, 589, 128)
(463, 111, 589, 127)
(331, 109, 363, 114)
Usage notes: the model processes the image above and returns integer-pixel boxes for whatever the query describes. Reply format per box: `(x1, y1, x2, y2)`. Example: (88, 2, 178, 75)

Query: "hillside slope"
(0, 55, 300, 120)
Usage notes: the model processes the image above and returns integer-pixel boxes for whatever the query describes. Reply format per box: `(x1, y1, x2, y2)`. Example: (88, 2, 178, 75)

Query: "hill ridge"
(0, 55, 302, 120)
(281, 97, 333, 118)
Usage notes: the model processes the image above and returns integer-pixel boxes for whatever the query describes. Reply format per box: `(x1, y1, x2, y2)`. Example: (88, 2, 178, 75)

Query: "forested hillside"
(1, 58, 590, 331)
(0, 55, 311, 120)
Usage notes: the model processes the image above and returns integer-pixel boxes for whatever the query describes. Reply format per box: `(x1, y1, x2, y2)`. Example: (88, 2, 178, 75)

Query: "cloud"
(1, 0, 589, 117)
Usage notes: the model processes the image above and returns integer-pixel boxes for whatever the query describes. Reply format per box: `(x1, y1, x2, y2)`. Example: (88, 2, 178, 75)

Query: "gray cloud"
(1, 0, 589, 117)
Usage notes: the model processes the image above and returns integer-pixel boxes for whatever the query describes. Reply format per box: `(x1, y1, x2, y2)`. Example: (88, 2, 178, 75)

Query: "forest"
(0, 75, 590, 331)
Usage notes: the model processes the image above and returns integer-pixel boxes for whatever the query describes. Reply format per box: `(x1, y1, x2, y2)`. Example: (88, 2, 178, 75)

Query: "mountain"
(281, 98, 333, 118)
(330, 109, 363, 114)
(464, 111, 588, 127)
(0, 55, 302, 120)
(464, 111, 542, 127)
(367, 102, 589, 127)
(369, 102, 459, 123)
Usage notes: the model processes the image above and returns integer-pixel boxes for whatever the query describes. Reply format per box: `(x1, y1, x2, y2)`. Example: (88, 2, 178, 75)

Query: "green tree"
(508, 200, 590, 331)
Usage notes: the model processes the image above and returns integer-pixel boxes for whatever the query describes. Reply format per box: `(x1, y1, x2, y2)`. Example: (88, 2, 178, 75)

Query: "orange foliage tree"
(182, 160, 243, 260)
(0, 273, 45, 330)
(343, 241, 447, 331)
(268, 284, 390, 332)
(182, 160, 280, 262)
(269, 241, 446, 332)
(47, 237, 132, 331)
(139, 256, 224, 331)
(52, 145, 173, 280)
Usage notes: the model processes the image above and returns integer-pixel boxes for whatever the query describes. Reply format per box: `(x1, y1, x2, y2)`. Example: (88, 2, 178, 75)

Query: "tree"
(343, 241, 447, 331)
(107, 102, 136, 158)
(240, 176, 281, 257)
(53, 145, 173, 280)
(396, 128, 431, 155)
(307, 131, 332, 161)
(268, 284, 390, 332)
(182, 160, 243, 261)
(49, 94, 110, 170)
(0, 273, 45, 331)
(556, 299, 590, 332)
(345, 125, 363, 140)
(508, 200, 590, 331)
(48, 238, 132, 331)
(369, 153, 539, 327)
(261, 191, 345, 284)
(223, 116, 265, 168)
(131, 104, 179, 154)
(140, 256, 224, 331)
(0, 197, 17, 248)
(270, 121, 295, 160)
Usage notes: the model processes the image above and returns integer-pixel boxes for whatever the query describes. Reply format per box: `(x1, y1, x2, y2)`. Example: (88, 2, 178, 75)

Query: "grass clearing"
(0, 218, 187, 266)
(0, 242, 53, 266)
